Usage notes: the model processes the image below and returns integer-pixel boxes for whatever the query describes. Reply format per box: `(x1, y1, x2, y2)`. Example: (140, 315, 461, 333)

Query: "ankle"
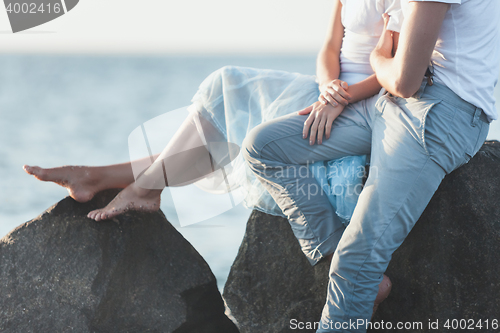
(132, 183, 161, 198)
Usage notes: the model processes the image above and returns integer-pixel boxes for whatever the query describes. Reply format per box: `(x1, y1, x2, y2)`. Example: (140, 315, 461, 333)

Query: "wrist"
(318, 82, 329, 95)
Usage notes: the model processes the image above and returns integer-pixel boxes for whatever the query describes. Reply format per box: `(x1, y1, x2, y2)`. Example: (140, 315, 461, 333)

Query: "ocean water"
(0, 54, 319, 290)
(1, 54, 499, 290)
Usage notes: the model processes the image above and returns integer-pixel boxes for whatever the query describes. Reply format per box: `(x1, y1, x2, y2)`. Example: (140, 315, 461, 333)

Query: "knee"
(243, 118, 288, 167)
(242, 123, 268, 164)
(329, 244, 387, 287)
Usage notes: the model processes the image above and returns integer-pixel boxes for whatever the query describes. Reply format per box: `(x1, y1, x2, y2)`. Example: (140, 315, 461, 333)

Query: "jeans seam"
(467, 121, 484, 158)
(424, 102, 457, 160)
(258, 124, 370, 156)
(258, 132, 301, 153)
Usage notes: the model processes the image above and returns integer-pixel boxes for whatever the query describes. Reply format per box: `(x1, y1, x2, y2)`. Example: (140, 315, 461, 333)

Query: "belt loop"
(471, 108, 481, 127)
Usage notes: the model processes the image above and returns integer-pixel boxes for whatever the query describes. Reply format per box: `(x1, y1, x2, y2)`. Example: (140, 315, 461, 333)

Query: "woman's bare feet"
(23, 165, 102, 203)
(87, 183, 161, 221)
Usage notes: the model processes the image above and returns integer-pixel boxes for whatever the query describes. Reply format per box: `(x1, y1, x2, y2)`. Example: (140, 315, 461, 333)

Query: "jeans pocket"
(396, 96, 446, 156)
(421, 100, 456, 157)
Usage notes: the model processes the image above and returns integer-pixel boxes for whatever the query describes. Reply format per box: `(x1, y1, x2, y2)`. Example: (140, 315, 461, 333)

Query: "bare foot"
(87, 183, 161, 221)
(323, 253, 392, 319)
(23, 165, 101, 203)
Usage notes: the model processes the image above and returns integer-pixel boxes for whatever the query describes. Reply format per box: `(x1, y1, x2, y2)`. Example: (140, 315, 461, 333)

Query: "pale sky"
(0, 0, 334, 54)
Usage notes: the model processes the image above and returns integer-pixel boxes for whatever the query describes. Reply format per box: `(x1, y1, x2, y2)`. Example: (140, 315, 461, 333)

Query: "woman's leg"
(25, 110, 226, 221)
(242, 103, 374, 265)
(23, 161, 143, 203)
(87, 111, 229, 221)
(242, 95, 402, 329)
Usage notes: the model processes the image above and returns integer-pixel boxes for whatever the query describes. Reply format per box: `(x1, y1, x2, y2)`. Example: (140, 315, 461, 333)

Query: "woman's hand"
(298, 101, 345, 145)
(319, 79, 352, 107)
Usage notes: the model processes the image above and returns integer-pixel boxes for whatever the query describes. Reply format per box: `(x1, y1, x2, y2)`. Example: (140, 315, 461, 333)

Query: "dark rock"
(223, 210, 330, 333)
(0, 189, 239, 333)
(372, 140, 500, 332)
(224, 141, 500, 333)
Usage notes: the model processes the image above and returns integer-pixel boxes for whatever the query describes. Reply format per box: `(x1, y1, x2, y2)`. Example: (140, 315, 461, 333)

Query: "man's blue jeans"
(242, 81, 489, 332)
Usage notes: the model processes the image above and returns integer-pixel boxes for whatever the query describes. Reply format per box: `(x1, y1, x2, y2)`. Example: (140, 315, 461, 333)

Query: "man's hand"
(370, 2, 449, 98)
(319, 79, 352, 107)
(372, 13, 394, 59)
(298, 101, 344, 145)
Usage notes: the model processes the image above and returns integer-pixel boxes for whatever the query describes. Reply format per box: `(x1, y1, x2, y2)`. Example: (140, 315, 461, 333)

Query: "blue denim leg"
(242, 98, 376, 265)
(318, 83, 489, 332)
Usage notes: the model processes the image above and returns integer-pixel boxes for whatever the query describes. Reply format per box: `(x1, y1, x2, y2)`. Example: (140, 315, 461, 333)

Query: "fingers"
(302, 112, 315, 139)
(298, 105, 313, 115)
(375, 14, 394, 57)
(324, 87, 351, 106)
(309, 114, 320, 145)
(303, 103, 340, 144)
(319, 80, 351, 106)
(321, 92, 338, 107)
(382, 13, 393, 37)
(382, 13, 391, 34)
(319, 94, 330, 106)
(325, 115, 335, 139)
(316, 117, 327, 145)
(382, 13, 390, 28)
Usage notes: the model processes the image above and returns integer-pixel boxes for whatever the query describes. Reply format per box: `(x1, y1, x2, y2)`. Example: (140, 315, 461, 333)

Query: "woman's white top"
(339, 0, 403, 85)
(403, 0, 500, 122)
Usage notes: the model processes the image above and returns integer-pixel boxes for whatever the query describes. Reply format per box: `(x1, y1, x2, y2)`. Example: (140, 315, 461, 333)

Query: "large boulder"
(374, 140, 500, 331)
(224, 141, 500, 333)
(0, 189, 238, 333)
(223, 210, 330, 332)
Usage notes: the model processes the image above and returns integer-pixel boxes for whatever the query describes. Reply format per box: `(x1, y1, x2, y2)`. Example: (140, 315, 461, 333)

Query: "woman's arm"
(345, 31, 399, 103)
(317, 0, 395, 106)
(316, 0, 343, 92)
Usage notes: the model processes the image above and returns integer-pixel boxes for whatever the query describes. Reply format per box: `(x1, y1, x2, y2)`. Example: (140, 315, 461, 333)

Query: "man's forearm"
(370, 2, 449, 98)
(370, 50, 410, 98)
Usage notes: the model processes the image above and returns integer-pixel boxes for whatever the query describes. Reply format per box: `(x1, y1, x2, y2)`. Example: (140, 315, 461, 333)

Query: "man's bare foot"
(87, 183, 161, 221)
(323, 253, 392, 318)
(23, 165, 101, 203)
(372, 274, 392, 319)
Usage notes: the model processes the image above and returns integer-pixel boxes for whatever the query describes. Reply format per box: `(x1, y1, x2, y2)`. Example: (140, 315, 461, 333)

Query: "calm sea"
(1, 54, 499, 290)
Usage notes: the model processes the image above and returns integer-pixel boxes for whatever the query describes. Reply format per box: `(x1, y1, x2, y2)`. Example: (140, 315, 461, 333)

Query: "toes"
(87, 210, 96, 220)
(23, 165, 37, 175)
(26, 166, 47, 180)
(87, 208, 114, 221)
(88, 210, 102, 221)
(95, 212, 105, 222)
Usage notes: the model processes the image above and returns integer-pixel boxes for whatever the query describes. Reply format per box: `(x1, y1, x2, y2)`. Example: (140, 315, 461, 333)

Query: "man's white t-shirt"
(403, 0, 500, 122)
